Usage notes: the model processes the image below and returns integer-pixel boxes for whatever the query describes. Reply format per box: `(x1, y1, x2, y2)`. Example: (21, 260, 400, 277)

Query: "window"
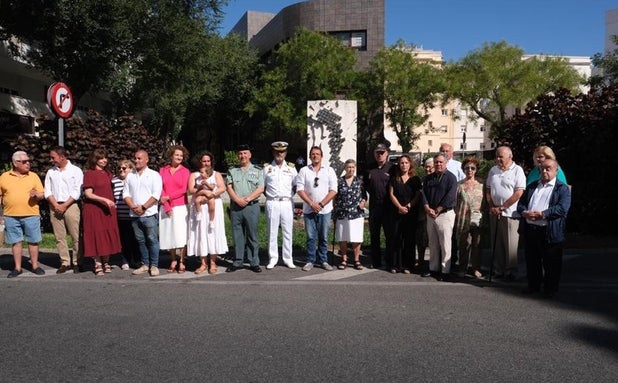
(428, 140, 433, 147)
(440, 125, 448, 133)
(441, 109, 448, 116)
(480, 143, 486, 150)
(330, 30, 367, 51)
(428, 121, 433, 129)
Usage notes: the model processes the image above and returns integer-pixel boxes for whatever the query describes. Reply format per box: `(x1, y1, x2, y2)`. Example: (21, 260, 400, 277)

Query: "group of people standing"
(365, 142, 571, 297)
(0, 141, 571, 297)
(0, 145, 228, 278)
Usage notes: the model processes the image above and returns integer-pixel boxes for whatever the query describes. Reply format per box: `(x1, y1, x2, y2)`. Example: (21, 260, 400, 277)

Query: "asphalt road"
(0, 247, 616, 383)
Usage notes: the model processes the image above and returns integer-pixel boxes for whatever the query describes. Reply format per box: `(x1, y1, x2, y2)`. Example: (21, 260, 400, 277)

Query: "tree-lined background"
(1, 0, 617, 234)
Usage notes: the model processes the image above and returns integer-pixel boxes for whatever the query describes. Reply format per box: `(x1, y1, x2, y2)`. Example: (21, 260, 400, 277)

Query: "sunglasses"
(119, 166, 128, 170)
(15, 159, 31, 164)
(313, 177, 319, 187)
(464, 166, 476, 171)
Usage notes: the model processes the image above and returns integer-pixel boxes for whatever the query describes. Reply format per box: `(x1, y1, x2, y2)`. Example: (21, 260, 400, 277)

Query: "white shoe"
(302, 263, 313, 271)
(131, 265, 149, 275)
(121, 263, 130, 271)
(149, 266, 160, 276)
(266, 261, 277, 270)
(284, 262, 296, 269)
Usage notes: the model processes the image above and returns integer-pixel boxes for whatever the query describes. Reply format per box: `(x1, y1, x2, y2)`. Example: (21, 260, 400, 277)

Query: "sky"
(218, 0, 618, 62)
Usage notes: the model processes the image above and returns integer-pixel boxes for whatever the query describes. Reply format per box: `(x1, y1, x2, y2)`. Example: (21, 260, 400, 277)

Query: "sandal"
(195, 264, 208, 275)
(178, 261, 186, 274)
(354, 261, 364, 270)
(94, 263, 104, 276)
(338, 261, 347, 270)
(168, 260, 177, 273)
(103, 263, 112, 273)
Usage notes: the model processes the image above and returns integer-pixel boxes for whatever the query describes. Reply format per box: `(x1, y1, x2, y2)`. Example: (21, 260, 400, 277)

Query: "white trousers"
(426, 210, 456, 273)
(265, 200, 294, 264)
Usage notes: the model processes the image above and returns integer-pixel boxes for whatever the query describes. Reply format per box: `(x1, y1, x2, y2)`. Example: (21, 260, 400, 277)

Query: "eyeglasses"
(375, 151, 386, 155)
(15, 160, 31, 164)
(313, 177, 319, 187)
(464, 166, 476, 171)
(119, 166, 128, 171)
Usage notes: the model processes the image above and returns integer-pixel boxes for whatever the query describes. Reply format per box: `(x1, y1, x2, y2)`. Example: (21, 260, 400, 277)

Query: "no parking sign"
(47, 82, 74, 145)
(47, 82, 74, 118)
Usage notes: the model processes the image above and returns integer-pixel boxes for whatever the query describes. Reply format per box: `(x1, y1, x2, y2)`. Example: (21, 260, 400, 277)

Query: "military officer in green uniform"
(226, 144, 265, 272)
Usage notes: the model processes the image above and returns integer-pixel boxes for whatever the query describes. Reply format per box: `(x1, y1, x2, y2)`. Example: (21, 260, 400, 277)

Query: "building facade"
(229, 0, 385, 69)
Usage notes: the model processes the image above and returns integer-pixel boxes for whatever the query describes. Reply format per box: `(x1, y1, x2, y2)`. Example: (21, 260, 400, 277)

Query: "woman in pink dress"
(82, 149, 121, 276)
(159, 145, 191, 273)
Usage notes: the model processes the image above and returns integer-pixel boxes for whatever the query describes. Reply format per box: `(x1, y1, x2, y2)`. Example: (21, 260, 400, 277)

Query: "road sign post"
(46, 82, 74, 146)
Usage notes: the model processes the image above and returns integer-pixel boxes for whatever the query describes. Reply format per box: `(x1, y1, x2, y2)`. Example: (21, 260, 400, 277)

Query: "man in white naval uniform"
(263, 141, 298, 269)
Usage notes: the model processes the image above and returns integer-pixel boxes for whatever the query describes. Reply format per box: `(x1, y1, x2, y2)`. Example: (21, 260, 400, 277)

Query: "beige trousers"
(50, 203, 81, 266)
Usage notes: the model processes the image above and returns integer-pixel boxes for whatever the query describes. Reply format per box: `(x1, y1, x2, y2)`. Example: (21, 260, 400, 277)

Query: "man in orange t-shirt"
(0, 151, 45, 278)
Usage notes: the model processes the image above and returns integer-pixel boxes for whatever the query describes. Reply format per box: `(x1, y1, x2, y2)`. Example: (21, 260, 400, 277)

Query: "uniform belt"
(266, 197, 291, 201)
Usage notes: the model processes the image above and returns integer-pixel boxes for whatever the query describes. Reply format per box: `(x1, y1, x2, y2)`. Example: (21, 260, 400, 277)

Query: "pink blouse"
(159, 164, 190, 213)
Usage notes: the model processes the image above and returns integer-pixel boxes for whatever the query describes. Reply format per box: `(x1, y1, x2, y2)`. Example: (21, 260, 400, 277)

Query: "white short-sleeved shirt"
(486, 162, 526, 217)
(296, 163, 338, 214)
(263, 161, 297, 199)
(123, 167, 163, 217)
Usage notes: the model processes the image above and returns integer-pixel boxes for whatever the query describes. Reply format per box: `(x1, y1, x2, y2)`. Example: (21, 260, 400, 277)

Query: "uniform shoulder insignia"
(264, 163, 269, 168)
(288, 162, 295, 168)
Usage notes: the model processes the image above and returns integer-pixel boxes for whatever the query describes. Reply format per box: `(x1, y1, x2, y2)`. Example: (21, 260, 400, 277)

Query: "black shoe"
(73, 265, 82, 273)
(439, 273, 450, 282)
(7, 269, 22, 278)
(542, 290, 556, 299)
(226, 265, 240, 273)
(421, 271, 431, 277)
(250, 265, 262, 273)
(503, 274, 517, 282)
(32, 267, 45, 276)
(56, 265, 71, 274)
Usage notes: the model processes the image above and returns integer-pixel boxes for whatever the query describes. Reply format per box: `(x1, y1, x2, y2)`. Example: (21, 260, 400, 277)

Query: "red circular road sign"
(47, 82, 74, 118)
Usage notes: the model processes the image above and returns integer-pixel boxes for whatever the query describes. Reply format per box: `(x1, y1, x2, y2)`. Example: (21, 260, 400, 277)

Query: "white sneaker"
(209, 220, 215, 229)
(266, 261, 277, 270)
(121, 263, 130, 271)
(284, 262, 296, 269)
(131, 265, 149, 275)
(322, 262, 334, 271)
(149, 266, 160, 276)
(302, 262, 313, 271)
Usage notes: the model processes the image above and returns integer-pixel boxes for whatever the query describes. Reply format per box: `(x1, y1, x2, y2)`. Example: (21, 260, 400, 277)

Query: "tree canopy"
(0, 0, 229, 137)
(443, 41, 584, 140)
(365, 42, 443, 153)
(246, 28, 358, 141)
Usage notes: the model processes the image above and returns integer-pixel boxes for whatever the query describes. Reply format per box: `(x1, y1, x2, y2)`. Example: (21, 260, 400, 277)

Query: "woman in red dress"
(82, 149, 121, 276)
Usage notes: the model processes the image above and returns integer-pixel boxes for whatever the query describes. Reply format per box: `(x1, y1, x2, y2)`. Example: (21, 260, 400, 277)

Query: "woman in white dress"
(187, 151, 228, 274)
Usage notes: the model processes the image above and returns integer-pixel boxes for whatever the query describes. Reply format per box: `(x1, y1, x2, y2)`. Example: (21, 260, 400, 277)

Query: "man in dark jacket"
(364, 143, 395, 269)
(517, 159, 571, 298)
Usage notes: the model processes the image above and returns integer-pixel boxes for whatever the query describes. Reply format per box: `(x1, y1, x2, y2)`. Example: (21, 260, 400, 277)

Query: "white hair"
(12, 151, 27, 161)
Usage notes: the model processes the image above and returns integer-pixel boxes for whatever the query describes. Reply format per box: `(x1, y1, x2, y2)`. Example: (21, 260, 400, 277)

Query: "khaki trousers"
(50, 203, 81, 266)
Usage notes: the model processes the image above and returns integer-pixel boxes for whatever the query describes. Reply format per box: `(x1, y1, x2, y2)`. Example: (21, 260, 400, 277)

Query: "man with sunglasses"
(0, 151, 46, 278)
(296, 146, 338, 271)
(44, 146, 84, 273)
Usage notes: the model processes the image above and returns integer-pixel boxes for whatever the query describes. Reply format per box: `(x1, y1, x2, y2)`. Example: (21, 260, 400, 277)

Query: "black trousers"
(368, 208, 389, 268)
(524, 225, 563, 293)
